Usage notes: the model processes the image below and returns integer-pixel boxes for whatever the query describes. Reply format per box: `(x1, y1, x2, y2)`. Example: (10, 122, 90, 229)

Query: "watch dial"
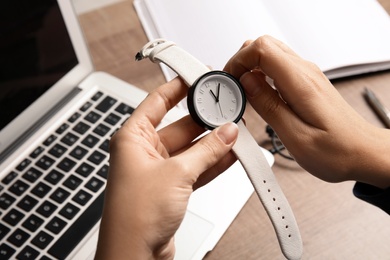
(188, 71, 246, 129)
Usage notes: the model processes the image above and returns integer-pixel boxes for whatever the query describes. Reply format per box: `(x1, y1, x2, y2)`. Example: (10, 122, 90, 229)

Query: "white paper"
(134, 0, 390, 80)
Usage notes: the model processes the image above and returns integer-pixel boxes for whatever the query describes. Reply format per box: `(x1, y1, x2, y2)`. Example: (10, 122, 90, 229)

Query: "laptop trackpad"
(174, 210, 214, 260)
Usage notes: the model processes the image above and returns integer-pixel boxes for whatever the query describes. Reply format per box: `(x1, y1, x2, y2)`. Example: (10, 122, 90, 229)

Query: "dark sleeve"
(353, 182, 390, 214)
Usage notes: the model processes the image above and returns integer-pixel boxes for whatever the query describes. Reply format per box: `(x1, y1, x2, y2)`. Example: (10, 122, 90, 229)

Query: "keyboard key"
(59, 203, 80, 220)
(45, 216, 67, 234)
(63, 175, 82, 190)
(3, 209, 25, 226)
(93, 123, 110, 137)
(91, 91, 103, 101)
(56, 123, 69, 135)
(97, 165, 109, 179)
(7, 228, 30, 248)
(81, 134, 99, 148)
(60, 132, 79, 146)
(49, 143, 68, 158)
(80, 101, 92, 112)
(48, 192, 104, 259)
(0, 223, 10, 240)
(0, 243, 16, 259)
(0, 193, 16, 209)
(76, 163, 94, 178)
(22, 214, 44, 232)
(31, 231, 53, 249)
(17, 195, 38, 212)
(44, 170, 64, 185)
(30, 146, 45, 159)
(36, 201, 57, 218)
(73, 121, 90, 135)
(104, 113, 121, 125)
(43, 135, 57, 147)
(50, 187, 70, 204)
(17, 245, 39, 260)
(22, 167, 42, 183)
(16, 159, 31, 172)
(2, 171, 18, 185)
(87, 151, 106, 165)
(115, 103, 134, 115)
(85, 111, 101, 124)
(85, 177, 104, 193)
(9, 180, 29, 196)
(95, 96, 117, 113)
(57, 157, 76, 172)
(31, 182, 51, 198)
(70, 146, 88, 160)
(72, 190, 92, 206)
(99, 139, 109, 153)
(36, 155, 55, 170)
(68, 112, 81, 123)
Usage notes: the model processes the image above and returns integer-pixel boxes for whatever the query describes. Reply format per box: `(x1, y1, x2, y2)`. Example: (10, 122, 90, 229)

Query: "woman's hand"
(95, 77, 238, 259)
(224, 35, 390, 188)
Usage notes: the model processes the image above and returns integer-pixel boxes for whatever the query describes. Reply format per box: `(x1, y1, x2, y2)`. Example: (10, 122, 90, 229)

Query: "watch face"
(188, 71, 246, 130)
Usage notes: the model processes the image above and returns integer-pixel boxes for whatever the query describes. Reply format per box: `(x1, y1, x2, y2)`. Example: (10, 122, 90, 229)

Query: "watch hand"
(209, 89, 218, 102)
(218, 101, 224, 118)
(216, 83, 223, 117)
(216, 83, 221, 101)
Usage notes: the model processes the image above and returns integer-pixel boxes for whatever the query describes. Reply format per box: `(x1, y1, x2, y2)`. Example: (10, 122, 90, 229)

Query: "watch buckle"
(135, 38, 175, 61)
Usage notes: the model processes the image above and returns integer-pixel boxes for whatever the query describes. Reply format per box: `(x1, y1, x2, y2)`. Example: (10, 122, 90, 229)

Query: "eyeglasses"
(265, 125, 294, 160)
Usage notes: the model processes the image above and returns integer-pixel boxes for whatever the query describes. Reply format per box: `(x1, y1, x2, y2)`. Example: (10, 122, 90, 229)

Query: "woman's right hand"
(224, 35, 390, 188)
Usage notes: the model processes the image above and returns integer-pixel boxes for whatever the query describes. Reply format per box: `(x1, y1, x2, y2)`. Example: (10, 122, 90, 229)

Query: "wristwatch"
(136, 39, 303, 260)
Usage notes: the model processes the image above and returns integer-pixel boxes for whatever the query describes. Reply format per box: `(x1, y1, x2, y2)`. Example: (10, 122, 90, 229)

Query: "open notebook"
(134, 0, 390, 81)
(0, 0, 274, 259)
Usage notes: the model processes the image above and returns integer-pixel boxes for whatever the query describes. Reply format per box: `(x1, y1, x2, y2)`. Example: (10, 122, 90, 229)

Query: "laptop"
(0, 0, 274, 259)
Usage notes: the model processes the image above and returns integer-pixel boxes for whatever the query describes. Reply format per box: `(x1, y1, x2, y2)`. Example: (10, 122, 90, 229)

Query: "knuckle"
(253, 35, 273, 50)
(242, 39, 253, 48)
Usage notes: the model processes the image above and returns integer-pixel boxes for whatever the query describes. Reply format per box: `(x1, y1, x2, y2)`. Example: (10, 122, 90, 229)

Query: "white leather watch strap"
(136, 39, 303, 260)
(136, 39, 209, 86)
(234, 120, 302, 260)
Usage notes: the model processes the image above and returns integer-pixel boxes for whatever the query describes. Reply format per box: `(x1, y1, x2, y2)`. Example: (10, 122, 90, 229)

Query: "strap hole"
(288, 234, 292, 238)
(285, 225, 289, 229)
(268, 189, 271, 192)
(282, 216, 285, 219)
(273, 198, 276, 201)
(263, 180, 266, 184)
(277, 207, 280, 210)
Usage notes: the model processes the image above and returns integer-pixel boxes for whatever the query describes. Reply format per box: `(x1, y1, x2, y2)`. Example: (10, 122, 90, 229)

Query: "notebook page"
(264, 0, 390, 72)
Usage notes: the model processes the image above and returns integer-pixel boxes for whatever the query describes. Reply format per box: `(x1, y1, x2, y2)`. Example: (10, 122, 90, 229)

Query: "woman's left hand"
(95, 77, 239, 259)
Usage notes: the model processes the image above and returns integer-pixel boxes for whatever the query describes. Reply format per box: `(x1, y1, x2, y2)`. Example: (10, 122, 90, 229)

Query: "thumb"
(174, 122, 238, 180)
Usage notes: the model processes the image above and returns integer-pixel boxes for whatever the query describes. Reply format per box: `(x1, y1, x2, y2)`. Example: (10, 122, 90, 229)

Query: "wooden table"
(78, 1, 390, 259)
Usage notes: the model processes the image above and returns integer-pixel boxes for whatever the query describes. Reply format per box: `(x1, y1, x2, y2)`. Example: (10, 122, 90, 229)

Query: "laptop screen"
(0, 0, 78, 131)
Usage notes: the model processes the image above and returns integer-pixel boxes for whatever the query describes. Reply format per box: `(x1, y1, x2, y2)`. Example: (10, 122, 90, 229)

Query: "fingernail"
(240, 72, 261, 97)
(217, 122, 238, 145)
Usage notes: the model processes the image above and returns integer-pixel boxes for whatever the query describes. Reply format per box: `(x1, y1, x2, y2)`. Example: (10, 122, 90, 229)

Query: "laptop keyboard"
(0, 91, 134, 259)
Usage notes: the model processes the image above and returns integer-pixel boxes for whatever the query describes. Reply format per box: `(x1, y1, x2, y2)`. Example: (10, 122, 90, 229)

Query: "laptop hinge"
(0, 87, 82, 164)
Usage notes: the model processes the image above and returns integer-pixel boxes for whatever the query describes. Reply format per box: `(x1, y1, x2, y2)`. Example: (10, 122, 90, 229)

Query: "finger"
(171, 122, 238, 181)
(158, 115, 206, 154)
(225, 35, 337, 118)
(124, 77, 188, 128)
(239, 70, 300, 130)
(224, 35, 298, 79)
(192, 150, 237, 190)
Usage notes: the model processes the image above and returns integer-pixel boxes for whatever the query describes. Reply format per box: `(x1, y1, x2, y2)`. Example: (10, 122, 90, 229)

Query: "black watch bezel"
(187, 70, 246, 130)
